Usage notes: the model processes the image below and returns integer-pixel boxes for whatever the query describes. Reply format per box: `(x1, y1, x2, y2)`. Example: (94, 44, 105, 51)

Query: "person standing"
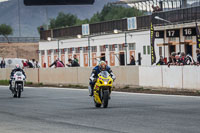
(0, 58, 6, 68)
(128, 55, 136, 65)
(73, 54, 79, 63)
(197, 49, 200, 65)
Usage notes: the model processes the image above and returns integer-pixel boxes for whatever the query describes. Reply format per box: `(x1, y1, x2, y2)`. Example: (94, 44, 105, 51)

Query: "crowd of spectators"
(156, 50, 200, 67)
(49, 54, 80, 68)
(22, 59, 40, 68)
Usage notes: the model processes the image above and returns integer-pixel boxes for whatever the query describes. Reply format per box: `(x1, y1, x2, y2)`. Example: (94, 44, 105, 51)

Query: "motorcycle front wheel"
(17, 85, 21, 98)
(102, 90, 109, 108)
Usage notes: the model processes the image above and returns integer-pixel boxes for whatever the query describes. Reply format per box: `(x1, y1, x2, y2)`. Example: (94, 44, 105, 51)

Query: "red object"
(56, 61, 64, 67)
(23, 62, 28, 67)
(164, 57, 167, 64)
(44, 63, 46, 68)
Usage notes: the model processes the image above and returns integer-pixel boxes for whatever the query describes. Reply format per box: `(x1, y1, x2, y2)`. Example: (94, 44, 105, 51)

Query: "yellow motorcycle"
(93, 71, 113, 108)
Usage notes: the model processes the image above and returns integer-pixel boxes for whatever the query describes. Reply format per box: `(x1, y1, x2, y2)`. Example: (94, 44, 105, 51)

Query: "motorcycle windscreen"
(15, 72, 22, 76)
(100, 71, 110, 78)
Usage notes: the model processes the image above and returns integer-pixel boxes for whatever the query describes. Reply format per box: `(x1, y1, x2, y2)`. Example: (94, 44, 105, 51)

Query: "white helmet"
(15, 64, 20, 69)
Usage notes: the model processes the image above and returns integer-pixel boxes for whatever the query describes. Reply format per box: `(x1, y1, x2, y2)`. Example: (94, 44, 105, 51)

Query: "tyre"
(103, 90, 109, 108)
(95, 102, 101, 108)
(17, 85, 21, 98)
(13, 92, 17, 98)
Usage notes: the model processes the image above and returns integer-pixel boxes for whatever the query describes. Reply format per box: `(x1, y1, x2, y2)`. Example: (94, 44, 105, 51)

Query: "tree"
(90, 4, 144, 23)
(49, 12, 78, 29)
(0, 24, 13, 43)
(40, 4, 144, 30)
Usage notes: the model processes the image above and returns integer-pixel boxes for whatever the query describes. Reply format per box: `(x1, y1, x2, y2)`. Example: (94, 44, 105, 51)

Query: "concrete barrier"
(24, 68, 39, 83)
(162, 66, 183, 89)
(183, 66, 200, 90)
(0, 69, 7, 80)
(112, 66, 139, 87)
(1, 66, 200, 90)
(139, 66, 162, 88)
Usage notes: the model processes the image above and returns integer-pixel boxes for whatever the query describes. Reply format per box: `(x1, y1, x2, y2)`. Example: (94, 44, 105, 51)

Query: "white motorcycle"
(11, 71, 25, 98)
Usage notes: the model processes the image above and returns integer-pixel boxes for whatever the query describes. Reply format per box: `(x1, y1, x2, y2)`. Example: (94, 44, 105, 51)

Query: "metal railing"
(0, 37, 40, 43)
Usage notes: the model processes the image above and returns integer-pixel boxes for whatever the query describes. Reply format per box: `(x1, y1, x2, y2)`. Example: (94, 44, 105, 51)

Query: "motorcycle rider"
(9, 64, 26, 92)
(89, 61, 116, 96)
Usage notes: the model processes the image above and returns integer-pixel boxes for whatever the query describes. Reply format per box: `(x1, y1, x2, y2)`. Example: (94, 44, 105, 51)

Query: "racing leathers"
(89, 65, 116, 96)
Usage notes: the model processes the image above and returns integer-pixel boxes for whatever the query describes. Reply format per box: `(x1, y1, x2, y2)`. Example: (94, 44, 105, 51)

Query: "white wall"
(39, 30, 151, 67)
(139, 66, 200, 90)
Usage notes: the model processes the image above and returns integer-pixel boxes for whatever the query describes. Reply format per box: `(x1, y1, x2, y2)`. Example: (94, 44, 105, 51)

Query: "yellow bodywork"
(93, 73, 113, 104)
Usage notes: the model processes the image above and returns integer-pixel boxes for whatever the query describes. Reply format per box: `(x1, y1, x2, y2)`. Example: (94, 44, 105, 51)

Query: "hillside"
(0, 0, 119, 37)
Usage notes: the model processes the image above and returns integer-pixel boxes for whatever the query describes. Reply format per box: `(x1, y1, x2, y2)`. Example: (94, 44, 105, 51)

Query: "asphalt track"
(0, 86, 200, 133)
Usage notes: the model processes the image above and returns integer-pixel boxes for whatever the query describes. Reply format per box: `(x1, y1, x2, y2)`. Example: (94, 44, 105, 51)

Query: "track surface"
(0, 86, 200, 133)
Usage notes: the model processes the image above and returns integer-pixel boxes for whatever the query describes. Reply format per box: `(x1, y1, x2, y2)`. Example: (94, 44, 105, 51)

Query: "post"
(88, 36, 91, 67)
(58, 39, 60, 58)
(125, 32, 127, 66)
(179, 36, 181, 52)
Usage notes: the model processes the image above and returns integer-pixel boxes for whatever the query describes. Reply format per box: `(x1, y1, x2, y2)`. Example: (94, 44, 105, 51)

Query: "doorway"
(168, 45, 176, 55)
(101, 53, 105, 61)
(119, 52, 125, 66)
(185, 44, 192, 56)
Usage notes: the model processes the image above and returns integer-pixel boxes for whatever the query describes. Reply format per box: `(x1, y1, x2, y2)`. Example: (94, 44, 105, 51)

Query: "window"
(119, 44, 125, 51)
(91, 46, 97, 52)
(159, 47, 162, 56)
(129, 43, 136, 50)
(41, 50, 45, 55)
(82, 24, 90, 35)
(54, 49, 58, 54)
(83, 47, 88, 53)
(109, 45, 115, 51)
(75, 48, 80, 53)
(143, 46, 146, 55)
(61, 49, 65, 54)
(100, 46, 106, 52)
(127, 17, 137, 30)
(147, 46, 150, 55)
(68, 48, 73, 54)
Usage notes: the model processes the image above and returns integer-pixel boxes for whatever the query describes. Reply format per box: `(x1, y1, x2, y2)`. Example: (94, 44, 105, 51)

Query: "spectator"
(0, 57, 6, 68)
(49, 58, 64, 68)
(175, 54, 181, 65)
(168, 52, 177, 66)
(185, 54, 195, 65)
(179, 52, 187, 66)
(26, 60, 34, 68)
(128, 55, 135, 65)
(152, 5, 161, 12)
(21, 60, 28, 68)
(156, 56, 165, 65)
(35, 61, 40, 68)
(67, 59, 80, 67)
(32, 59, 36, 68)
(73, 54, 79, 63)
